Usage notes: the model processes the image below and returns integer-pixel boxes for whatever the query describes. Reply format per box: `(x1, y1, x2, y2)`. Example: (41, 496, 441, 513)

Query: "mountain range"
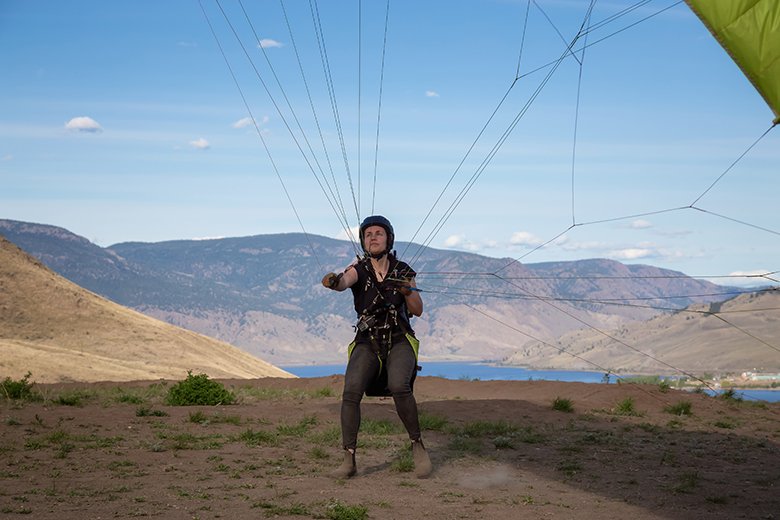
(2, 218, 771, 373)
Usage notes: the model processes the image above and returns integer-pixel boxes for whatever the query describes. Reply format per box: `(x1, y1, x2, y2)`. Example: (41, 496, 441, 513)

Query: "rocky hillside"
(503, 290, 780, 374)
(1, 219, 742, 367)
(0, 235, 292, 383)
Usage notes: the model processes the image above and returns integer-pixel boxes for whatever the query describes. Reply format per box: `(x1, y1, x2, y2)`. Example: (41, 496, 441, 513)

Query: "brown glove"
(322, 272, 342, 289)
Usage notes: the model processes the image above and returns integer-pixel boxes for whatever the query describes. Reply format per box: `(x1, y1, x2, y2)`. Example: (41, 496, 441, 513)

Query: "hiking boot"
(412, 439, 432, 478)
(330, 448, 356, 479)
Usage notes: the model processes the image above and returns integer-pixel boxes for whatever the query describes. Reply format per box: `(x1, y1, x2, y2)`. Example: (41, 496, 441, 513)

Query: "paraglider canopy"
(685, 0, 780, 124)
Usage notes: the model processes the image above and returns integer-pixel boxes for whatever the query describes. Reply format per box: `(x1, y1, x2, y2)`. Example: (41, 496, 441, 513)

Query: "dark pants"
(340, 337, 421, 450)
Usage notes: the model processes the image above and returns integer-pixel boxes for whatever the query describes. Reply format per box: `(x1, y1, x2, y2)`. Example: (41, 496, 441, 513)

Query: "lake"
(281, 361, 780, 403)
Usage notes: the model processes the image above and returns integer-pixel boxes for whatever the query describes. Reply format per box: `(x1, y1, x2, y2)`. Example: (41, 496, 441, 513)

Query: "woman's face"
(364, 225, 387, 254)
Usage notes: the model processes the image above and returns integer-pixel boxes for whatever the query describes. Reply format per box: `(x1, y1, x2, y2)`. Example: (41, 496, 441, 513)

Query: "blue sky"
(1, 0, 778, 285)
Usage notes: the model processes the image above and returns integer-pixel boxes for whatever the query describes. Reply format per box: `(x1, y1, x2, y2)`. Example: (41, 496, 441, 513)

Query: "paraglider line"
(198, 0, 324, 271)
(237, 0, 358, 253)
(690, 123, 776, 206)
(371, 0, 392, 215)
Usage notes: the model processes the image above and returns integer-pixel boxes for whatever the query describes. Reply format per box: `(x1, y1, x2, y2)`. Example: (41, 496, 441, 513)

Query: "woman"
(321, 215, 432, 479)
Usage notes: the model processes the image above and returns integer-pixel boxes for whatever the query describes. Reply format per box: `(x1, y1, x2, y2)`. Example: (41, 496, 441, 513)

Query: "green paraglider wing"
(685, 0, 780, 124)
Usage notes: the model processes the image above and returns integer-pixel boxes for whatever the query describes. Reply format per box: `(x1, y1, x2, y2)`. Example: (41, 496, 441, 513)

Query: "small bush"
(55, 389, 95, 407)
(613, 397, 642, 416)
(165, 372, 235, 406)
(1, 372, 40, 401)
(552, 397, 574, 413)
(664, 400, 692, 416)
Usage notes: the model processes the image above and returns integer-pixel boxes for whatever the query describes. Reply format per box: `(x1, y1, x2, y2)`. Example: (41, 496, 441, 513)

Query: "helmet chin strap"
(366, 249, 388, 260)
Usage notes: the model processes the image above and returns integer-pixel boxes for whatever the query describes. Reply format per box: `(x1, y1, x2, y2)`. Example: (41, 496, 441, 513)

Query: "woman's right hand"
(322, 272, 341, 289)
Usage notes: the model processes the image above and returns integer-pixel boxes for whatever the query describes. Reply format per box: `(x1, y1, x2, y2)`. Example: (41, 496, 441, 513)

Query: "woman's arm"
(402, 279, 423, 317)
(322, 264, 358, 292)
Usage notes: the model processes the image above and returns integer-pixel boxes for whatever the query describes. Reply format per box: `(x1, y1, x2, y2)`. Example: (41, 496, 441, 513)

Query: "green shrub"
(552, 397, 574, 413)
(1, 372, 40, 401)
(55, 389, 95, 407)
(165, 371, 235, 406)
(613, 397, 642, 416)
(664, 400, 692, 416)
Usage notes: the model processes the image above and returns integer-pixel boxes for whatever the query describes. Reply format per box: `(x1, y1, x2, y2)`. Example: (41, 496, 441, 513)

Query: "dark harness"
(350, 256, 421, 396)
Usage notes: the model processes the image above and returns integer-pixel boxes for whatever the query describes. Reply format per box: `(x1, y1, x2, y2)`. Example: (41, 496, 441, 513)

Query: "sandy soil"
(1, 376, 778, 520)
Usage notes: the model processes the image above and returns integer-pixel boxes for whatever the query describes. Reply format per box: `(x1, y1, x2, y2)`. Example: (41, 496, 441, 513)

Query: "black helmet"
(359, 215, 394, 256)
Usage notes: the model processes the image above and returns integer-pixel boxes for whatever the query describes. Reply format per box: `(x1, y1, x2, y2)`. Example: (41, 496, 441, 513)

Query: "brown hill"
(0, 236, 293, 383)
(504, 290, 780, 374)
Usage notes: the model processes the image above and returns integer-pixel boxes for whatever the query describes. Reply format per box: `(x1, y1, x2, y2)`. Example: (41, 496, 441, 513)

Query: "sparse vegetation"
(237, 386, 333, 401)
(612, 397, 643, 416)
(325, 500, 369, 520)
(1, 372, 40, 401)
(188, 411, 241, 425)
(136, 406, 168, 417)
(0, 374, 776, 518)
(165, 371, 235, 406)
(238, 428, 278, 447)
(664, 400, 692, 416)
(390, 446, 414, 473)
(668, 471, 699, 493)
(277, 415, 318, 437)
(419, 411, 448, 431)
(359, 418, 403, 435)
(552, 397, 574, 413)
(54, 389, 96, 407)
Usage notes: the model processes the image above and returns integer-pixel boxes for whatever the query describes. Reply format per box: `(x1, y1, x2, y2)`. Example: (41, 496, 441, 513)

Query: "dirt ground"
(1, 376, 778, 520)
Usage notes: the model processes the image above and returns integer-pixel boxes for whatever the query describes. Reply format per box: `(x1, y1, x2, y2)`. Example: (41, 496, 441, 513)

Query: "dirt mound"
(0, 235, 292, 382)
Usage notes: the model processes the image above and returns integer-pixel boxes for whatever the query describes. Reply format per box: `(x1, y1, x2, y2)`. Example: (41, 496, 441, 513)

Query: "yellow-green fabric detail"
(685, 0, 780, 123)
(405, 333, 420, 360)
(346, 335, 418, 361)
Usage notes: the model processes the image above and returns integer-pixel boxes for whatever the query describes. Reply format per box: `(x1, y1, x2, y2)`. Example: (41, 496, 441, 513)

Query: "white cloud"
(560, 240, 608, 252)
(1, 154, 12, 161)
(425, 90, 440, 98)
(608, 248, 653, 260)
(442, 234, 480, 251)
(232, 115, 269, 129)
(656, 228, 693, 237)
(443, 234, 464, 247)
(233, 117, 254, 129)
(259, 38, 283, 49)
(190, 138, 210, 150)
(509, 231, 543, 246)
(630, 219, 652, 229)
(336, 226, 360, 243)
(65, 116, 102, 133)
